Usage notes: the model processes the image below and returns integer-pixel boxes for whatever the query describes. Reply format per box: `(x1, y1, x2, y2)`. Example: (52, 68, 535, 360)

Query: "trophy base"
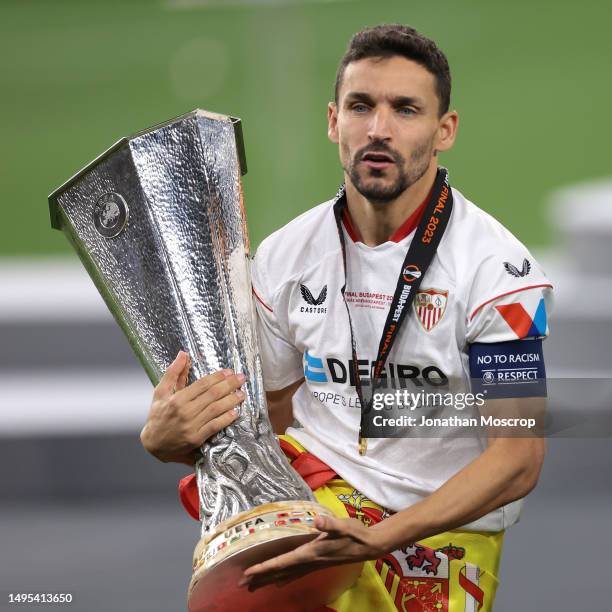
(188, 500, 363, 612)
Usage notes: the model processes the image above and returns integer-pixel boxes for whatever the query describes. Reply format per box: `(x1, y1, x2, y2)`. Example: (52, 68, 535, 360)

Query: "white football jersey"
(250, 186, 553, 531)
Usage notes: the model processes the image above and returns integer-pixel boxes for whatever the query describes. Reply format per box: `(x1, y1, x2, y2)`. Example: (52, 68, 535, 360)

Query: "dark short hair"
(334, 24, 451, 116)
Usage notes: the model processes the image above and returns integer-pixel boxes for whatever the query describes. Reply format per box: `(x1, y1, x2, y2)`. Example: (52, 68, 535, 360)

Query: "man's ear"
(328, 102, 339, 144)
(435, 110, 459, 153)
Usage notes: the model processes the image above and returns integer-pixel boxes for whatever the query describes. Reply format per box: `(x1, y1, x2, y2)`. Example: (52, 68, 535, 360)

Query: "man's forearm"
(373, 437, 545, 552)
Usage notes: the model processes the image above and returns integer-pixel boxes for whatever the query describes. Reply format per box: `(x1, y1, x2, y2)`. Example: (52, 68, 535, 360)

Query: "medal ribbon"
(332, 167, 454, 454)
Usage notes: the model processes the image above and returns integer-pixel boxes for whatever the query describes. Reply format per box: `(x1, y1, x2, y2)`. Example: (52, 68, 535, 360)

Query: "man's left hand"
(239, 515, 388, 591)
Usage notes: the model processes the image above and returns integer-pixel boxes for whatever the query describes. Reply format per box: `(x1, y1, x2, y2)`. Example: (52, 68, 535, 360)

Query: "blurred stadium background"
(1, 0, 611, 610)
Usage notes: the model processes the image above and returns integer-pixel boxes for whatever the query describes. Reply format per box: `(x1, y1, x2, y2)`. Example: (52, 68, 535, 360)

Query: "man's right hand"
(140, 351, 245, 465)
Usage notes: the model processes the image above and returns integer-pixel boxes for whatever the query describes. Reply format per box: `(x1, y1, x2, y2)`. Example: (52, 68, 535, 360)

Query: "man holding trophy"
(142, 25, 552, 611)
(51, 23, 551, 612)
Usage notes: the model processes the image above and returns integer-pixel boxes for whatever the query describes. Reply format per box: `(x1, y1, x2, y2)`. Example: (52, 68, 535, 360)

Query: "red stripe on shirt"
(341, 186, 432, 244)
(388, 196, 429, 242)
(469, 283, 553, 321)
(252, 286, 273, 313)
(341, 208, 361, 242)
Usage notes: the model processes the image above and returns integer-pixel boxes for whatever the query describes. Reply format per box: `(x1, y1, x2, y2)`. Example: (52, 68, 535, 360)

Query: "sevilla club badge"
(414, 288, 448, 332)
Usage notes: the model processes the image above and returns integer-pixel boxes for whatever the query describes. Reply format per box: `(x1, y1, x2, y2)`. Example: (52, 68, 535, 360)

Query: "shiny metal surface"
(49, 109, 314, 537)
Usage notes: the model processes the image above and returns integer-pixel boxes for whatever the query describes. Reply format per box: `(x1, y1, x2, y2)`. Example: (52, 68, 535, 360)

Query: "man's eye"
(397, 107, 416, 116)
(351, 103, 369, 113)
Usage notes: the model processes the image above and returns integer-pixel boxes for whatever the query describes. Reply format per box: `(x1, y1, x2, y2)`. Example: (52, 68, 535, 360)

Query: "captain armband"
(469, 339, 547, 399)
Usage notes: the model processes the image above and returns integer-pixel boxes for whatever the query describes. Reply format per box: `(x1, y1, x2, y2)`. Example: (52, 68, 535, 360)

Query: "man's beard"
(345, 138, 433, 205)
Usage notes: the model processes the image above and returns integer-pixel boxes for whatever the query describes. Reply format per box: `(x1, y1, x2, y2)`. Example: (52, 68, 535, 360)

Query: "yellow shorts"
(280, 435, 504, 612)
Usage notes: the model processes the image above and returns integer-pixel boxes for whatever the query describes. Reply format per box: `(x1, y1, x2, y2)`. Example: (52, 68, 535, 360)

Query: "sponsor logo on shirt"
(503, 258, 531, 278)
(299, 284, 327, 313)
(414, 288, 448, 332)
(303, 350, 447, 387)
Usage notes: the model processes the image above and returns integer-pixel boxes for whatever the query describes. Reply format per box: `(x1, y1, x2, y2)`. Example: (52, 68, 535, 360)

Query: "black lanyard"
(332, 167, 454, 454)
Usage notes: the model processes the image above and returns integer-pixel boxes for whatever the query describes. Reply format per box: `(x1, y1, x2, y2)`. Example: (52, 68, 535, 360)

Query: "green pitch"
(1, 0, 610, 255)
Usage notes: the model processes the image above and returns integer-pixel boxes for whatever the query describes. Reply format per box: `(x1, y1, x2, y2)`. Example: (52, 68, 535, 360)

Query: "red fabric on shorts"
(278, 438, 338, 490)
(179, 473, 200, 521)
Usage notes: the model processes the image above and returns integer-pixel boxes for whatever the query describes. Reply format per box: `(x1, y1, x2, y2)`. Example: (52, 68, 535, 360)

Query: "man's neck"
(345, 163, 437, 247)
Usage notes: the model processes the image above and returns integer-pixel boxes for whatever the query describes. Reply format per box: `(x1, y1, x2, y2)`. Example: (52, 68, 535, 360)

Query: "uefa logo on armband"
(482, 371, 495, 384)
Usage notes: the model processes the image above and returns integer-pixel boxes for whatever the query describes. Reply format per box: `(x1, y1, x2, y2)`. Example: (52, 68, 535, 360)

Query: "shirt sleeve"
(251, 247, 304, 391)
(466, 249, 553, 399)
(466, 249, 554, 344)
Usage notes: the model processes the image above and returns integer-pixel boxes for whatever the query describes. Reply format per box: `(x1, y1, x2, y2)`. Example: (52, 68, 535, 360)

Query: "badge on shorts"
(414, 288, 448, 331)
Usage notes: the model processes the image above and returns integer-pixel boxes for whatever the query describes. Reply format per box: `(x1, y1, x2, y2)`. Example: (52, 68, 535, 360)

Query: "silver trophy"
(48, 110, 360, 611)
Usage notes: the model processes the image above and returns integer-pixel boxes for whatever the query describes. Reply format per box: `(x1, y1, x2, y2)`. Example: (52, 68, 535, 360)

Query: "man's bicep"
(480, 397, 547, 497)
(479, 396, 547, 442)
(266, 378, 304, 435)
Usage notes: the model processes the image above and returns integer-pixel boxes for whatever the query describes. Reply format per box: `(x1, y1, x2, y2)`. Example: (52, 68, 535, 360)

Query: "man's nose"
(367, 109, 392, 142)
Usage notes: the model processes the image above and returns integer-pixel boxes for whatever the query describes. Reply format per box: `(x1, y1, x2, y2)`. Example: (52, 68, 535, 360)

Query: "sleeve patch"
(469, 283, 553, 321)
(469, 339, 547, 398)
(495, 296, 547, 339)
